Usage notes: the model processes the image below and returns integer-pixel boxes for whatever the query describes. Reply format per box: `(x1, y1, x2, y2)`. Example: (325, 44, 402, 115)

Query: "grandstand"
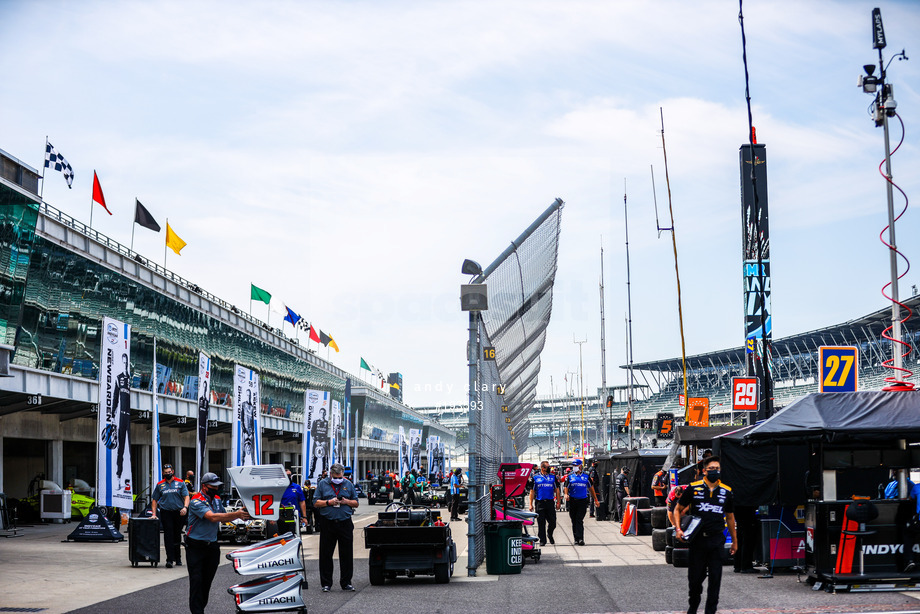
(419, 293, 920, 459)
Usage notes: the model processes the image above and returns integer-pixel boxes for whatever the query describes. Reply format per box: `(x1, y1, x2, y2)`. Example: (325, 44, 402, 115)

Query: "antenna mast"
(599, 240, 609, 451)
(625, 179, 636, 450)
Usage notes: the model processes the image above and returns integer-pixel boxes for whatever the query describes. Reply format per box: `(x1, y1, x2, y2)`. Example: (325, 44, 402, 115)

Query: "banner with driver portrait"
(303, 389, 330, 483)
(232, 365, 261, 468)
(409, 428, 422, 473)
(196, 352, 212, 490)
(97, 317, 134, 509)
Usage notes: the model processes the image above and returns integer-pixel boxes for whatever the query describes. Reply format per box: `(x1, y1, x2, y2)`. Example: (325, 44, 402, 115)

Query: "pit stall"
(741, 391, 920, 592)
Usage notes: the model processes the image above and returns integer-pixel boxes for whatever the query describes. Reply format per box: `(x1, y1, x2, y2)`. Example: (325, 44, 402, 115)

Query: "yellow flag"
(165, 222, 187, 255)
(329, 337, 340, 353)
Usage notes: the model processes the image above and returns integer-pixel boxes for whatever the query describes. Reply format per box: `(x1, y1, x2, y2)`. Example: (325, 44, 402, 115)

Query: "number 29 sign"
(731, 377, 759, 411)
(819, 346, 858, 392)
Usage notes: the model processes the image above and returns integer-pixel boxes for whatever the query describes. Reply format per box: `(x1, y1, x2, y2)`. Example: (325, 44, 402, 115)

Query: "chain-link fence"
(466, 198, 563, 574)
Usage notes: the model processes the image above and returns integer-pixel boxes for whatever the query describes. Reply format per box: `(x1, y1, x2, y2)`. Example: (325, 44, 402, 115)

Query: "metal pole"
(467, 311, 480, 577)
(599, 242, 608, 451)
(574, 336, 587, 457)
(881, 108, 902, 373)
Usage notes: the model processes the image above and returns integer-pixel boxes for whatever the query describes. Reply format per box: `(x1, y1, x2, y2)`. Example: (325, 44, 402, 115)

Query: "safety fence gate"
(465, 198, 563, 574)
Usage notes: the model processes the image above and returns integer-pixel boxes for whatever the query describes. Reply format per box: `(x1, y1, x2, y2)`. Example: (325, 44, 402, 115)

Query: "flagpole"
(266, 304, 271, 328)
(89, 170, 95, 230)
(131, 221, 136, 252)
(39, 137, 47, 203)
(164, 218, 168, 268)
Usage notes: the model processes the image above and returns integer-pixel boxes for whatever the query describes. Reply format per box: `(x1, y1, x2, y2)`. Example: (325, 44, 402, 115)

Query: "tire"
(434, 562, 450, 584)
(665, 545, 674, 564)
(673, 547, 690, 568)
(637, 508, 652, 524)
(638, 521, 653, 536)
(666, 526, 675, 547)
(369, 565, 385, 586)
(368, 499, 375, 506)
(652, 528, 668, 551)
(623, 496, 650, 510)
(650, 507, 669, 529)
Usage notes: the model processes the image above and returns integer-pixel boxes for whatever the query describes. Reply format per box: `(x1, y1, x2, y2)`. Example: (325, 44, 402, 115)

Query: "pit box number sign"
(819, 346, 858, 392)
(731, 377, 759, 411)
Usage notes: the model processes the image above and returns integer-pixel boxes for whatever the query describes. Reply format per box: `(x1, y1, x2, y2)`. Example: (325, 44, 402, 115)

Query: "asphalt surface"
(54, 507, 920, 614)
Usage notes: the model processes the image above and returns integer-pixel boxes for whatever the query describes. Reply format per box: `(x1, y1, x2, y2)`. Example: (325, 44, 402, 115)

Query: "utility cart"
(364, 503, 457, 584)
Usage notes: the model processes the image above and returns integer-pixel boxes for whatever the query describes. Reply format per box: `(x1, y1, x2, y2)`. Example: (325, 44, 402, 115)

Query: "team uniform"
(679, 480, 734, 614)
(449, 472, 463, 520)
(152, 476, 189, 565)
(529, 472, 559, 545)
(186, 491, 226, 614)
(614, 471, 629, 521)
(313, 477, 358, 590)
(566, 472, 592, 544)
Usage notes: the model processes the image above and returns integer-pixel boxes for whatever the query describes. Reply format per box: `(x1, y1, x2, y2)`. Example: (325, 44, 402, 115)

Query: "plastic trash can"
(483, 520, 523, 575)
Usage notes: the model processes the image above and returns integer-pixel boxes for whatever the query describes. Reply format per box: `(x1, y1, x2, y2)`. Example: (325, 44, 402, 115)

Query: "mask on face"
(164, 472, 173, 480)
(331, 477, 344, 485)
(706, 469, 721, 482)
(541, 466, 549, 473)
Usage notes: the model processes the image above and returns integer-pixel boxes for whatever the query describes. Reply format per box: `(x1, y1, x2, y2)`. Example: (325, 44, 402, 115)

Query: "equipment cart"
(364, 503, 457, 584)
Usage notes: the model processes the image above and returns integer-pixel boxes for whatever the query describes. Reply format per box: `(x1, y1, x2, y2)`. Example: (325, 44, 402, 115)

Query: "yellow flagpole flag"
(329, 337, 340, 353)
(165, 222, 187, 255)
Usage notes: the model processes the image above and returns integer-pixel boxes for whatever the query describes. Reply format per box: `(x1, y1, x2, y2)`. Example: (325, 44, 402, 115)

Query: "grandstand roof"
(627, 294, 920, 373)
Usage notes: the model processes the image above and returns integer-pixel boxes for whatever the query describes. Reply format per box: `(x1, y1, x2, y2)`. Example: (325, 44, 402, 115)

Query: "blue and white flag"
(284, 305, 302, 326)
(44, 140, 74, 188)
(97, 317, 133, 509)
(232, 365, 261, 467)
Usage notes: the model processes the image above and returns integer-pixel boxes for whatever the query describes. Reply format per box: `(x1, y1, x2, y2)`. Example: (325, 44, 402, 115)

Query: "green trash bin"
(483, 520, 523, 574)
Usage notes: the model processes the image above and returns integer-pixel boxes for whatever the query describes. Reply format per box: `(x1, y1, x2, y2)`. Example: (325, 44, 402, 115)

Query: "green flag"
(360, 358, 371, 371)
(251, 283, 271, 305)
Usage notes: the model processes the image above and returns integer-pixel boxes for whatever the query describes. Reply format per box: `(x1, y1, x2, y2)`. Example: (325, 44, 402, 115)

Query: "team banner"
(151, 338, 162, 486)
(398, 426, 408, 477)
(232, 365, 261, 467)
(303, 390, 330, 482)
(330, 399, 341, 464)
(408, 428, 422, 473)
(656, 412, 675, 439)
(97, 317, 133, 509)
(427, 436, 438, 481)
(196, 352, 211, 490)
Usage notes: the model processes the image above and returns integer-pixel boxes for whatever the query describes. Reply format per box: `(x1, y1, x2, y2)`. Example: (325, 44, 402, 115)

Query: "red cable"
(878, 113, 914, 391)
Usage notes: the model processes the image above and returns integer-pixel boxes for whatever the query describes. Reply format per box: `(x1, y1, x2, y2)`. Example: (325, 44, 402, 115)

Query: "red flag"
(308, 325, 321, 344)
(92, 171, 112, 215)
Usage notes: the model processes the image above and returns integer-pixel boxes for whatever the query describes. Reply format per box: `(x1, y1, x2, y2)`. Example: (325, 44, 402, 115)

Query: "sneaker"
(342, 584, 356, 591)
(549, 537, 555, 544)
(165, 561, 173, 568)
(174, 560, 182, 567)
(322, 586, 331, 593)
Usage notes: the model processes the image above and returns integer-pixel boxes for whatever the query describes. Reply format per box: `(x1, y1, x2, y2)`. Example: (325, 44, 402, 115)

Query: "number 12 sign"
(731, 377, 759, 411)
(819, 346, 858, 392)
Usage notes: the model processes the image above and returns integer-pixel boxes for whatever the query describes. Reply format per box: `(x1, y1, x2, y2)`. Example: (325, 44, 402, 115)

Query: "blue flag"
(284, 306, 302, 326)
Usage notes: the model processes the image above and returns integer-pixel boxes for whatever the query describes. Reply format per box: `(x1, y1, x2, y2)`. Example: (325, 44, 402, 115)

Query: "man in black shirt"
(614, 467, 630, 522)
(675, 456, 737, 614)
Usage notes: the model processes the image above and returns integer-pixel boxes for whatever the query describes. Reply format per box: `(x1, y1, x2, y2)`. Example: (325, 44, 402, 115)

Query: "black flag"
(134, 199, 161, 232)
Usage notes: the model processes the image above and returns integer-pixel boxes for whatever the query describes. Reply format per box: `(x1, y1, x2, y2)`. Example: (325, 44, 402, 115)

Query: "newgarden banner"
(97, 317, 133, 509)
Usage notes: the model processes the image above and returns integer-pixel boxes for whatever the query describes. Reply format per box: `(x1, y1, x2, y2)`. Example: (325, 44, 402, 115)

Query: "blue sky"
(1, 0, 918, 407)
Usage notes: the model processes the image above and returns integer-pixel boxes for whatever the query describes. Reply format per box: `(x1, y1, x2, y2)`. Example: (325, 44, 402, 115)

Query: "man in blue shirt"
(313, 462, 359, 592)
(150, 463, 189, 568)
(281, 469, 307, 533)
(529, 461, 560, 546)
(449, 468, 463, 521)
(185, 472, 249, 614)
(564, 459, 598, 546)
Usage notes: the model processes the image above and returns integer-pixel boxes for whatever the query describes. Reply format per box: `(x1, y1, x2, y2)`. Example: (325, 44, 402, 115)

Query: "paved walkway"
(3, 507, 920, 614)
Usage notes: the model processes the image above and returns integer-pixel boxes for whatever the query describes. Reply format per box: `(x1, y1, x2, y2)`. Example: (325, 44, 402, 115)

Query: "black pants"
(319, 517, 354, 588)
(449, 492, 461, 519)
(654, 494, 667, 507)
(615, 491, 626, 522)
(535, 499, 556, 544)
(186, 538, 220, 614)
(568, 497, 589, 542)
(159, 508, 183, 563)
(688, 533, 725, 614)
(733, 506, 757, 572)
(405, 487, 416, 505)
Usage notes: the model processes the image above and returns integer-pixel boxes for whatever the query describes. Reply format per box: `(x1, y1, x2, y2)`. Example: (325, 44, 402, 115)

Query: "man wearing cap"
(186, 472, 249, 614)
(313, 462, 359, 592)
(614, 466, 631, 522)
(150, 463, 189, 568)
(564, 459, 598, 546)
(528, 461, 560, 545)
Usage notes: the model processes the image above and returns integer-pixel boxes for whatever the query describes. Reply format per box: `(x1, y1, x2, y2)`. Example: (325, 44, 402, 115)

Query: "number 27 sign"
(819, 346, 858, 392)
(731, 377, 759, 411)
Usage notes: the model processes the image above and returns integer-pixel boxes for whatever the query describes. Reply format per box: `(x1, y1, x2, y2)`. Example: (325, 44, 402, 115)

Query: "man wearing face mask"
(564, 459, 598, 546)
(528, 461, 560, 546)
(186, 472, 249, 614)
(675, 456, 737, 614)
(150, 463, 189, 568)
(313, 462, 359, 592)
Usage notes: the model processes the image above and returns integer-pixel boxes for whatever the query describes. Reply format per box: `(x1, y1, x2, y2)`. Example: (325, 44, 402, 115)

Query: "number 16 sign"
(731, 377, 759, 411)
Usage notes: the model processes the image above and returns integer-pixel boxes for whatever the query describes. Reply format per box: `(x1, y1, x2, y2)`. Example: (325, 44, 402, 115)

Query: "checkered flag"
(44, 141, 74, 188)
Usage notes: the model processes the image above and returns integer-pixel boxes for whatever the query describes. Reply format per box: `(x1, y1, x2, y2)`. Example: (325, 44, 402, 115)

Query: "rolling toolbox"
(128, 517, 160, 567)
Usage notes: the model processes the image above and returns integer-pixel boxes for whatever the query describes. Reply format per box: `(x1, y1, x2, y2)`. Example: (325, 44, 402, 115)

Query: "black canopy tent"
(715, 425, 808, 507)
(592, 449, 669, 515)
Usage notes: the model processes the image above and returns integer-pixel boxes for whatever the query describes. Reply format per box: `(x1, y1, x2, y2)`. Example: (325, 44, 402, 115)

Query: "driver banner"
(398, 426, 408, 478)
(409, 428, 421, 473)
(97, 317, 133, 509)
(303, 389, 330, 482)
(196, 352, 211, 489)
(232, 365, 261, 468)
(330, 399, 341, 464)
